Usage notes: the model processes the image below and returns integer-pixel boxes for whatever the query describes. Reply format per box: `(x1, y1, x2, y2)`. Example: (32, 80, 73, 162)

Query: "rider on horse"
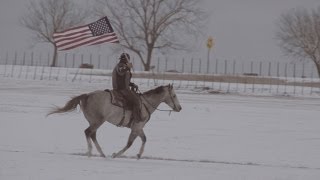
(112, 53, 142, 122)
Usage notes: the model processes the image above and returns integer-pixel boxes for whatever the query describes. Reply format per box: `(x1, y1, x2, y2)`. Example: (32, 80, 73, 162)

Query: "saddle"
(104, 89, 132, 110)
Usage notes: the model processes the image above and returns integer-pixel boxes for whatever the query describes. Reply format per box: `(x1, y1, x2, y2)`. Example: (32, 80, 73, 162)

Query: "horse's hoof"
(85, 152, 92, 157)
(101, 154, 106, 158)
(112, 153, 117, 158)
(136, 154, 141, 159)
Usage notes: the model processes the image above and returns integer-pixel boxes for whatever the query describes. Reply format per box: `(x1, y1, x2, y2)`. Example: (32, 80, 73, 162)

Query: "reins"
(137, 89, 173, 115)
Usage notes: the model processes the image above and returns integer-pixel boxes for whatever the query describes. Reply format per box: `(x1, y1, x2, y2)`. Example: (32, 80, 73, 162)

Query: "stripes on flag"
(53, 17, 119, 51)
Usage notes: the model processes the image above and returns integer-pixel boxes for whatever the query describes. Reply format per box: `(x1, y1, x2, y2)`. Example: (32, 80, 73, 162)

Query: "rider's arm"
(116, 63, 130, 76)
(129, 82, 138, 91)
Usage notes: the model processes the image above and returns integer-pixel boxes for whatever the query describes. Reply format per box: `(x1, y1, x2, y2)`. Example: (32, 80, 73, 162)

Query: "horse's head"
(164, 84, 182, 112)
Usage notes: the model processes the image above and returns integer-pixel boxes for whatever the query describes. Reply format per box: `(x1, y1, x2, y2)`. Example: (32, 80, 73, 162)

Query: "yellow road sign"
(207, 36, 214, 49)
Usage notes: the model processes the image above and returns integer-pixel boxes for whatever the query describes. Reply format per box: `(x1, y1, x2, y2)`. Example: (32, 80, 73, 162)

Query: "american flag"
(53, 17, 119, 51)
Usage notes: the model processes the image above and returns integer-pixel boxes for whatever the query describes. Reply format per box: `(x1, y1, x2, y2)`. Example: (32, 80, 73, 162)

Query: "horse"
(47, 84, 182, 159)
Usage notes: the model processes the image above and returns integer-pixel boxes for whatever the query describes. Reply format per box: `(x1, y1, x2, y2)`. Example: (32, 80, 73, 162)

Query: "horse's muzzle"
(175, 105, 182, 112)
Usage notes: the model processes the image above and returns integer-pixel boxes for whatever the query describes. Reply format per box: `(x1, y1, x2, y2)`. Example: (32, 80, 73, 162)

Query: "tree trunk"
(144, 64, 150, 71)
(51, 45, 58, 67)
(143, 48, 153, 71)
(316, 61, 320, 78)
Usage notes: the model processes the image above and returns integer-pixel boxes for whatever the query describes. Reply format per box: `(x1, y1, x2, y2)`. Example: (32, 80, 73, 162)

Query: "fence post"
(56, 67, 60, 81)
(199, 58, 202, 73)
(233, 60, 236, 75)
(157, 57, 160, 72)
(11, 52, 17, 77)
(243, 75, 247, 93)
(277, 62, 280, 77)
(33, 62, 38, 80)
(72, 53, 75, 68)
(259, 62, 263, 76)
(23, 52, 26, 65)
(131, 56, 135, 70)
(14, 51, 17, 65)
(293, 63, 296, 94)
(301, 75, 305, 95)
(235, 70, 239, 92)
(31, 52, 34, 66)
(49, 66, 52, 80)
(250, 61, 253, 73)
(252, 76, 255, 93)
(241, 62, 244, 75)
(310, 65, 314, 95)
(25, 65, 29, 79)
(165, 57, 168, 72)
(3, 52, 8, 77)
(64, 53, 67, 67)
(90, 53, 93, 66)
(191, 58, 194, 73)
(215, 58, 218, 74)
(293, 63, 296, 78)
(38, 53, 42, 66)
(65, 66, 69, 81)
(224, 60, 227, 74)
(174, 58, 177, 71)
(40, 65, 45, 80)
(81, 54, 84, 65)
(276, 62, 280, 94)
(141, 57, 145, 71)
(89, 68, 93, 83)
(5, 51, 8, 65)
(261, 67, 265, 94)
(284, 63, 288, 93)
(284, 63, 288, 77)
(106, 56, 109, 69)
(182, 58, 185, 73)
(98, 54, 101, 69)
(268, 62, 271, 76)
(47, 52, 50, 66)
(267, 62, 272, 93)
(302, 62, 305, 78)
(18, 53, 24, 78)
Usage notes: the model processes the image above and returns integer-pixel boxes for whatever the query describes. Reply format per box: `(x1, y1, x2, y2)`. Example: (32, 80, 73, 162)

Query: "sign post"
(206, 36, 214, 74)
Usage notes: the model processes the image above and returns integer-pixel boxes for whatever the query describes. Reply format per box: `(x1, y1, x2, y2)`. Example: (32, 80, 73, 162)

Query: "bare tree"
(20, 0, 89, 67)
(276, 6, 320, 77)
(95, 0, 207, 71)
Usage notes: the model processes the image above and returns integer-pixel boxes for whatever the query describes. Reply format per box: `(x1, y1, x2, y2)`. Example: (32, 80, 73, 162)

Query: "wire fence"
(0, 51, 318, 78)
(1, 64, 320, 97)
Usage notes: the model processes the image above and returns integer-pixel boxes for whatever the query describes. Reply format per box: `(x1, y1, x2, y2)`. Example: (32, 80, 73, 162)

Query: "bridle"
(138, 86, 178, 114)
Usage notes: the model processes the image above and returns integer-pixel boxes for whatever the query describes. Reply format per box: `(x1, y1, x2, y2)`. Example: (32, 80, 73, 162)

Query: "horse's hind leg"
(112, 131, 138, 158)
(84, 122, 105, 157)
(91, 131, 106, 158)
(137, 130, 147, 159)
(84, 127, 93, 157)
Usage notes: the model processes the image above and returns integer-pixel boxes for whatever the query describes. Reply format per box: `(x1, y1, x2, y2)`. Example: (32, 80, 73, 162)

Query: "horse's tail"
(47, 94, 88, 116)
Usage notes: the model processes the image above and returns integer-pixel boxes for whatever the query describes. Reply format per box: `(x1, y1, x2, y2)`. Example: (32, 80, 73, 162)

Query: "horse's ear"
(168, 83, 172, 89)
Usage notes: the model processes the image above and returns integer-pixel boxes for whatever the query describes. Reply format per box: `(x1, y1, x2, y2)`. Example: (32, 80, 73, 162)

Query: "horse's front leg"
(112, 131, 138, 158)
(137, 130, 146, 159)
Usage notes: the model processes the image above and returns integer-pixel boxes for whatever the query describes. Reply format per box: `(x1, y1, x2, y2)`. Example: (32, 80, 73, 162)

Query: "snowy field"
(1, 77, 320, 180)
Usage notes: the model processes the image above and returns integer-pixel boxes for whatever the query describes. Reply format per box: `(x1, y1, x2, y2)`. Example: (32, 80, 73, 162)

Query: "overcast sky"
(0, 0, 319, 62)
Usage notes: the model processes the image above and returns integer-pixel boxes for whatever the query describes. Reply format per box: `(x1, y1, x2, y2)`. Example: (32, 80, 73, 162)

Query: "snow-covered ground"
(1, 77, 320, 180)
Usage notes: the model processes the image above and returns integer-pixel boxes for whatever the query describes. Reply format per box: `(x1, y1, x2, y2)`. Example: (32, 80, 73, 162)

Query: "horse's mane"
(143, 86, 165, 95)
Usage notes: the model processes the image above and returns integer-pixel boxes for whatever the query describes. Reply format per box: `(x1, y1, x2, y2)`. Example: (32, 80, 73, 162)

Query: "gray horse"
(47, 84, 182, 159)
